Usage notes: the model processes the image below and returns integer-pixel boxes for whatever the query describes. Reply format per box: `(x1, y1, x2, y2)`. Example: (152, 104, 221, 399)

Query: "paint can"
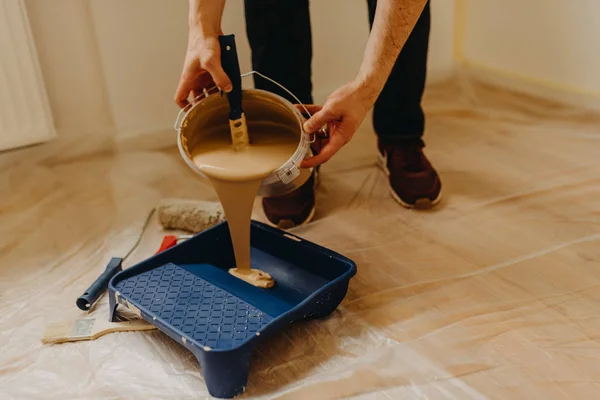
(175, 72, 316, 197)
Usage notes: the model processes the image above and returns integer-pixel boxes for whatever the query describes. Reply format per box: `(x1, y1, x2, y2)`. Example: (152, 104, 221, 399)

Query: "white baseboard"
(463, 64, 600, 112)
(116, 124, 175, 143)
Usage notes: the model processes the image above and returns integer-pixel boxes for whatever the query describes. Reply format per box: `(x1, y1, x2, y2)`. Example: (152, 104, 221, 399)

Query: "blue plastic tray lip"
(110, 220, 356, 284)
(109, 220, 357, 353)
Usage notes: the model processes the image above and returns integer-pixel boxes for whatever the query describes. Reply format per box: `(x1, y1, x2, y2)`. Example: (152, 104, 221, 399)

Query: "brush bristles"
(41, 318, 95, 344)
(41, 321, 74, 344)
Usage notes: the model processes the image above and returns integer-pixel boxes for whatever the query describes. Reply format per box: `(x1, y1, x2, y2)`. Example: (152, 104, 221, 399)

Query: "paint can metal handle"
(174, 71, 329, 142)
(243, 71, 329, 142)
(174, 86, 221, 131)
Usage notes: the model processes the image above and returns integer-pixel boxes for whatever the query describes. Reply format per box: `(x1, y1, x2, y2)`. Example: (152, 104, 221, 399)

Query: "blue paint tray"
(108, 220, 356, 398)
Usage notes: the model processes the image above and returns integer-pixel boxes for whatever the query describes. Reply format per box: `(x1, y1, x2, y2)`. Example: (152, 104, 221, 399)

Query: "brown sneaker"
(261, 122, 331, 230)
(377, 141, 442, 208)
(261, 169, 317, 229)
(261, 133, 327, 230)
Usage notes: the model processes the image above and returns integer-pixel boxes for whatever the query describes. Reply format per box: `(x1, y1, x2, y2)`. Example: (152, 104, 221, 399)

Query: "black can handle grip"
(218, 34, 243, 120)
(76, 257, 123, 311)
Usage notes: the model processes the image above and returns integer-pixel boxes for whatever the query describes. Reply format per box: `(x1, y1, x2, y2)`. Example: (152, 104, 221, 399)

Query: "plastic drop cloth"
(2, 74, 600, 399)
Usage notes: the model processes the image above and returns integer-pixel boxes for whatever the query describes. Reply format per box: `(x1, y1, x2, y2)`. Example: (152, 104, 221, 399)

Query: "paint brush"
(219, 34, 249, 150)
(43, 235, 188, 345)
(41, 318, 156, 344)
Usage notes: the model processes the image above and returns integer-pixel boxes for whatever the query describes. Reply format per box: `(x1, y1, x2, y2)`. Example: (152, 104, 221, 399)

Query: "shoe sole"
(262, 204, 316, 230)
(376, 153, 442, 209)
(272, 206, 316, 230)
(262, 168, 319, 230)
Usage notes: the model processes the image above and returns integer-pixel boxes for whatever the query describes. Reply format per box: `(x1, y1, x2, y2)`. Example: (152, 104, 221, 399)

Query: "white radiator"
(0, 0, 55, 151)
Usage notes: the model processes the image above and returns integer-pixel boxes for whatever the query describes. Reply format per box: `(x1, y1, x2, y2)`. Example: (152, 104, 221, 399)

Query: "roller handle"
(218, 34, 243, 120)
(76, 257, 123, 311)
(155, 235, 178, 254)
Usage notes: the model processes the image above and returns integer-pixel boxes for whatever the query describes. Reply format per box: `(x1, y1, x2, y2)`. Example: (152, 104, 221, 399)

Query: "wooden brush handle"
(90, 319, 156, 341)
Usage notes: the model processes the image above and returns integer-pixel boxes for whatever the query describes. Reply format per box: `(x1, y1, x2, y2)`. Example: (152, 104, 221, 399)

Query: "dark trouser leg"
(246, 0, 317, 229)
(244, 0, 313, 105)
(367, 0, 430, 145)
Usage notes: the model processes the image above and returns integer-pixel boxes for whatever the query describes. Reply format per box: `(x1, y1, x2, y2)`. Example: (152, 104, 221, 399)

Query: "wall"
(459, 0, 600, 98)
(25, 0, 113, 137)
(88, 0, 190, 137)
(0, 0, 55, 151)
(26, 0, 456, 139)
(427, 0, 455, 81)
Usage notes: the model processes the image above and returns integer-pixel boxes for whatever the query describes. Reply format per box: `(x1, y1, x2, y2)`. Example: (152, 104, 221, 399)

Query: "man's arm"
(356, 0, 428, 105)
(302, 0, 428, 167)
(188, 0, 225, 38)
(174, 0, 231, 108)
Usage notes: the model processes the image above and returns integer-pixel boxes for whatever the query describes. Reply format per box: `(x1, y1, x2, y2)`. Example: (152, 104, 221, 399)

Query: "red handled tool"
(154, 235, 192, 254)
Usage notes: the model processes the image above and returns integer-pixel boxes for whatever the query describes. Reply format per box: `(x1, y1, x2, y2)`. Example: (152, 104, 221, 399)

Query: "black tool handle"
(218, 34, 243, 120)
(76, 257, 123, 311)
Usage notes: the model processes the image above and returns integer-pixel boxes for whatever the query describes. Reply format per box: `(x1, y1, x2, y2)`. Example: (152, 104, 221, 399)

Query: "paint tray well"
(108, 220, 356, 399)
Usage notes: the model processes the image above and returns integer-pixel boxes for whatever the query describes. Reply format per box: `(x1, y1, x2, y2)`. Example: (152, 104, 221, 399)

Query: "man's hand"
(175, 0, 229, 108)
(300, 81, 374, 168)
(174, 34, 232, 109)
